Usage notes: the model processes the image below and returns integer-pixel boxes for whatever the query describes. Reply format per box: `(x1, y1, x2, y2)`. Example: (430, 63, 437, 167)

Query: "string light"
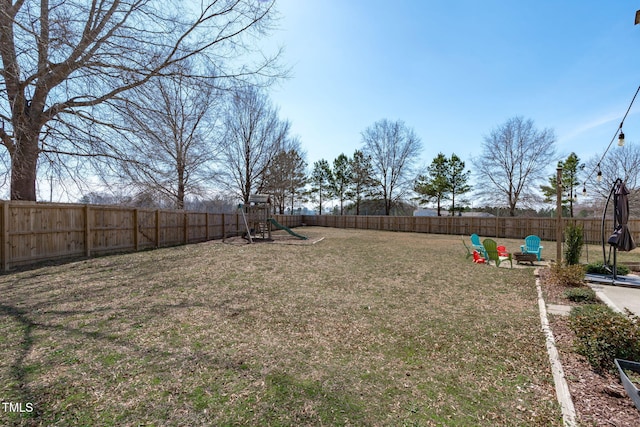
(581, 84, 640, 195)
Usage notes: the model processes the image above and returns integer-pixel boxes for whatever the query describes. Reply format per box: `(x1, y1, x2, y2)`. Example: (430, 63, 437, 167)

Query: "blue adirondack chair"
(462, 238, 474, 259)
(470, 234, 487, 258)
(520, 235, 543, 261)
(483, 238, 512, 268)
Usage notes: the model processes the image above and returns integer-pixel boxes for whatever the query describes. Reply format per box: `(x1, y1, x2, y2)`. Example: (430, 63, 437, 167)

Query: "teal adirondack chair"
(462, 239, 473, 259)
(520, 235, 543, 261)
(482, 238, 513, 268)
(470, 234, 487, 258)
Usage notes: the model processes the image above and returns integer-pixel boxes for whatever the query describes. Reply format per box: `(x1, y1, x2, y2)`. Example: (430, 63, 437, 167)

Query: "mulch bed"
(539, 268, 640, 426)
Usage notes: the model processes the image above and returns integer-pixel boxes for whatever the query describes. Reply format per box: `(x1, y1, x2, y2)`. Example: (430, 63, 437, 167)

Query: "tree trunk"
(177, 166, 185, 209)
(290, 192, 294, 214)
(10, 131, 39, 201)
(451, 192, 456, 216)
(569, 198, 574, 218)
(177, 183, 185, 210)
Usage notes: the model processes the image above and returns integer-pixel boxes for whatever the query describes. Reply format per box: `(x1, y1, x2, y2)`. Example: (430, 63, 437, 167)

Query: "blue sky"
(266, 1, 640, 183)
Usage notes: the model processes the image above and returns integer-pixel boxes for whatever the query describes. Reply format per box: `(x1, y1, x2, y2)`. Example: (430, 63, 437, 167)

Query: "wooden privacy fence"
(2, 201, 637, 271)
(302, 214, 639, 246)
(0, 201, 303, 271)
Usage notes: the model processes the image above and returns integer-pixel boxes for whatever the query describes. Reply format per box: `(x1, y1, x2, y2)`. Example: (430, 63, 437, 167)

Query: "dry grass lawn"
(0, 227, 562, 426)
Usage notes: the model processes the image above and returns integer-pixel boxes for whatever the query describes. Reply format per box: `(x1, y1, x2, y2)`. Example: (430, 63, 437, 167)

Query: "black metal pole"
(612, 179, 621, 281)
(601, 184, 613, 269)
(601, 179, 622, 281)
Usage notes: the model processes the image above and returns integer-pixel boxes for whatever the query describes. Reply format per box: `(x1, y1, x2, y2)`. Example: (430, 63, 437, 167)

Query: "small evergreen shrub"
(585, 261, 629, 276)
(563, 287, 596, 303)
(569, 304, 640, 373)
(564, 224, 584, 265)
(550, 263, 585, 287)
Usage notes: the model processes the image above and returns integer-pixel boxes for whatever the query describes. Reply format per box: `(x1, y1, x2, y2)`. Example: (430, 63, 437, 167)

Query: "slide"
(268, 218, 308, 240)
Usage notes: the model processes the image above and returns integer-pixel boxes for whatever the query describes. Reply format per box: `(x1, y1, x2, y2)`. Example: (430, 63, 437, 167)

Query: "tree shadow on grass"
(0, 297, 256, 424)
(0, 304, 43, 420)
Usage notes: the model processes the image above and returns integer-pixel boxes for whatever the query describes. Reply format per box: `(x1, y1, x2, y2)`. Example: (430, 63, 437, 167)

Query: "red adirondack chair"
(473, 250, 486, 264)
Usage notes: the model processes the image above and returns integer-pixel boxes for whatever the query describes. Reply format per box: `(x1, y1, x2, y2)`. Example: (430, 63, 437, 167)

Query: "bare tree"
(473, 116, 557, 216)
(584, 142, 640, 212)
(0, 0, 282, 201)
(113, 69, 220, 209)
(218, 86, 289, 203)
(361, 119, 422, 215)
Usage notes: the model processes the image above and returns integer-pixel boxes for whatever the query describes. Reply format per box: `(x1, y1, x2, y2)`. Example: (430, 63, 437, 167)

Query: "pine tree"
(332, 154, 353, 215)
(414, 153, 449, 216)
(448, 154, 472, 215)
(540, 152, 584, 217)
(347, 150, 376, 215)
(309, 160, 334, 215)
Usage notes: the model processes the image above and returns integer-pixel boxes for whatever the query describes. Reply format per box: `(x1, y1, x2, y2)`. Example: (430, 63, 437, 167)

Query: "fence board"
(2, 201, 636, 271)
(300, 215, 639, 246)
(0, 202, 305, 270)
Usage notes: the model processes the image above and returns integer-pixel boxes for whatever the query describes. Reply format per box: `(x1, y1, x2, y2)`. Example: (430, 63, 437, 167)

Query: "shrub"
(549, 263, 585, 287)
(569, 304, 640, 373)
(563, 287, 596, 303)
(585, 261, 629, 276)
(564, 224, 584, 265)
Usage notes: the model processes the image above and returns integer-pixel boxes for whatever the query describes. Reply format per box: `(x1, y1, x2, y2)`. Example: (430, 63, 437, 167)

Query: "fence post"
(205, 213, 210, 241)
(84, 204, 91, 257)
(2, 201, 9, 271)
(221, 213, 226, 239)
(133, 208, 139, 251)
(155, 209, 161, 248)
(184, 212, 188, 244)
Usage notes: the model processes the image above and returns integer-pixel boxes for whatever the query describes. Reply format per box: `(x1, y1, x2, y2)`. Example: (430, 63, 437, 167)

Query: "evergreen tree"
(448, 154, 472, 215)
(263, 146, 307, 214)
(540, 152, 584, 217)
(347, 150, 376, 215)
(309, 159, 334, 215)
(414, 153, 449, 216)
(332, 154, 352, 215)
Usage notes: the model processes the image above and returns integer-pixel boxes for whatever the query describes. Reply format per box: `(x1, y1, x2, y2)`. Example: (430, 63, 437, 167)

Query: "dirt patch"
(539, 269, 640, 426)
(221, 231, 325, 245)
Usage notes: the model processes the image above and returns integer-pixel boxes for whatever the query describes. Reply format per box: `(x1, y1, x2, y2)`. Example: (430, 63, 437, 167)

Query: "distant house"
(413, 209, 495, 217)
(461, 211, 495, 217)
(413, 209, 438, 217)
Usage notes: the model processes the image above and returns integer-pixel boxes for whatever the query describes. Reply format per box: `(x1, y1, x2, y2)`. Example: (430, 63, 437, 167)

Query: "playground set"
(237, 194, 307, 243)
